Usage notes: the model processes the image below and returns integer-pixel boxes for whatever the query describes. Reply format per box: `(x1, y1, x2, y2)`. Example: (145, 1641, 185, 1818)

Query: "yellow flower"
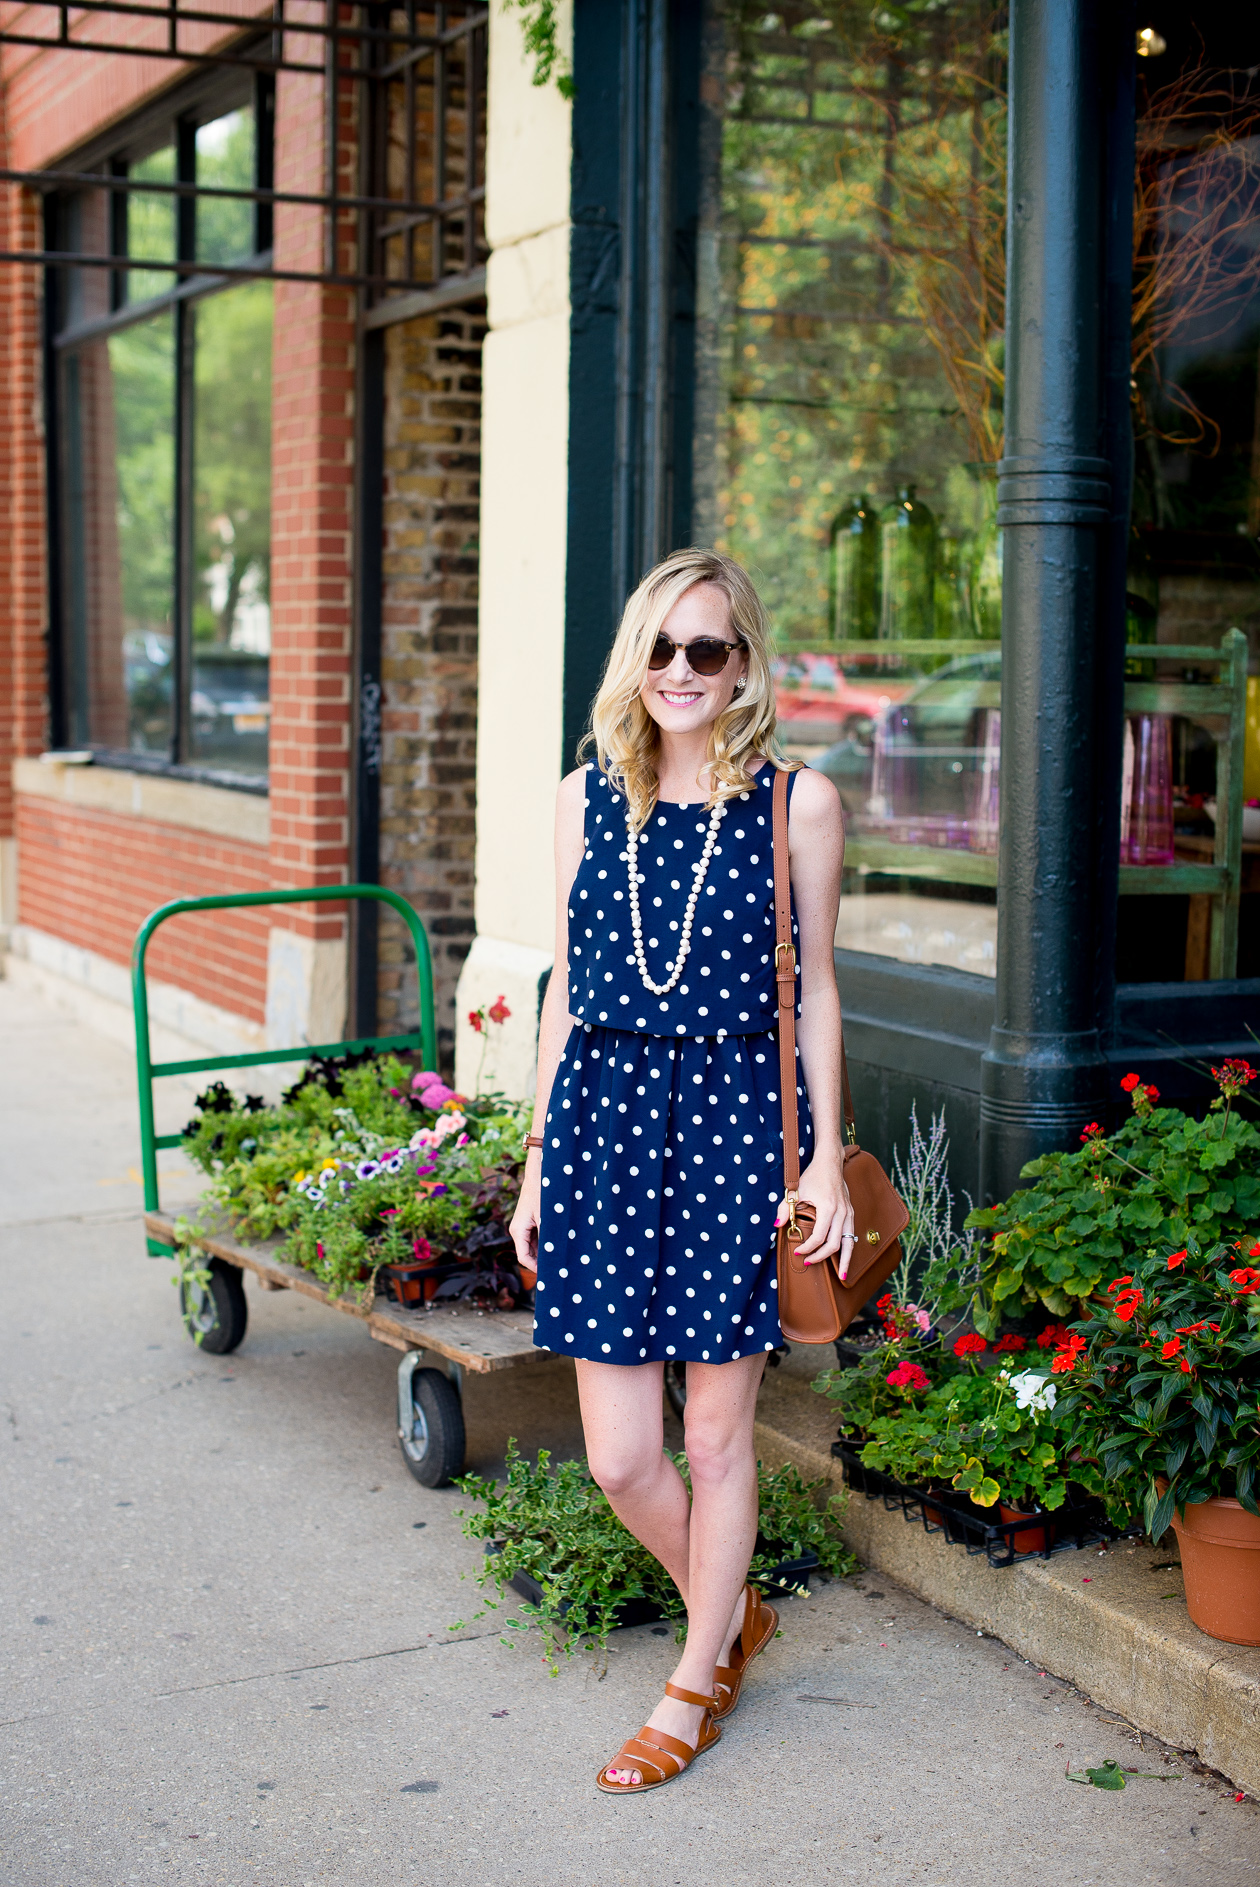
(320, 1158, 338, 1171)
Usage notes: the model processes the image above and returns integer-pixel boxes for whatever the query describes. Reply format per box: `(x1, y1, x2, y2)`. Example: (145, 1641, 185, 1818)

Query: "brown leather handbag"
(772, 766, 910, 1343)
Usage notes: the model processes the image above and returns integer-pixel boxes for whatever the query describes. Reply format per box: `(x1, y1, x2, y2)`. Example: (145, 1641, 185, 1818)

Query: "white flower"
(1010, 1369, 1057, 1415)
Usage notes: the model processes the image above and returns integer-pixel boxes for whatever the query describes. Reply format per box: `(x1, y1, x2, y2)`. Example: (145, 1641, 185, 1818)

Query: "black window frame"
(46, 63, 276, 794)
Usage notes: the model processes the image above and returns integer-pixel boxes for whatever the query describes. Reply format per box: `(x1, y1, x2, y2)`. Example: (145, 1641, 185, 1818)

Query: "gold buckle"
(775, 943, 796, 975)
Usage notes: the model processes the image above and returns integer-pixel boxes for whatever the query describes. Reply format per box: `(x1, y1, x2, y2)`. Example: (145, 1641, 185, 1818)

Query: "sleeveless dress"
(532, 762, 814, 1366)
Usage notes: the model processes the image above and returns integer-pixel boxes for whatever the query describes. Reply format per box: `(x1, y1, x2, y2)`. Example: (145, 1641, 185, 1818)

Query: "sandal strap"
(635, 1726, 698, 1765)
(663, 1681, 718, 1709)
(610, 1735, 677, 1781)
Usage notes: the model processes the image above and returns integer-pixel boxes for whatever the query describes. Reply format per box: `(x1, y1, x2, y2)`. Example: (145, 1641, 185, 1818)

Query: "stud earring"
(734, 677, 746, 693)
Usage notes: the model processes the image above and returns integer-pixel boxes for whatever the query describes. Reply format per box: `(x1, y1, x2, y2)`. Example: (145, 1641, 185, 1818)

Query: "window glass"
(196, 108, 256, 266)
(128, 145, 177, 304)
(1125, 33, 1260, 982)
(695, 3, 1007, 977)
(61, 314, 176, 753)
(190, 281, 273, 775)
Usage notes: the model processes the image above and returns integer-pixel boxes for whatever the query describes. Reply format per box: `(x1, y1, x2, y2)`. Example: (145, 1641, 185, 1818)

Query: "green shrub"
(934, 1070, 1260, 1337)
(453, 1443, 857, 1669)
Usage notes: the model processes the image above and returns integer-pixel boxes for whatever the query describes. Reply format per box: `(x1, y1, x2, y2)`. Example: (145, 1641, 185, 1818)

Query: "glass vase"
(878, 484, 937, 641)
(830, 494, 879, 639)
(1120, 714, 1174, 866)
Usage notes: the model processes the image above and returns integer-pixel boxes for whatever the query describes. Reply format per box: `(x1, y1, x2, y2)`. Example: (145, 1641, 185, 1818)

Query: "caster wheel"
(664, 1359, 687, 1420)
(179, 1257, 248, 1354)
(399, 1365, 466, 1487)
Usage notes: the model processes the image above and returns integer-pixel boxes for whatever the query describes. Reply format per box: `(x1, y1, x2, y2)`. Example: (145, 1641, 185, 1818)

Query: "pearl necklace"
(627, 798, 727, 996)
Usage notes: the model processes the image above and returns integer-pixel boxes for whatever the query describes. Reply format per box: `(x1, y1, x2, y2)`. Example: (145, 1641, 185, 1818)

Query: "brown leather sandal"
(712, 1582, 779, 1720)
(595, 1682, 722, 1794)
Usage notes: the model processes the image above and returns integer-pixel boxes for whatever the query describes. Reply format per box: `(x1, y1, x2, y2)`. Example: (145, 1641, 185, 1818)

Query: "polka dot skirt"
(533, 1024, 814, 1365)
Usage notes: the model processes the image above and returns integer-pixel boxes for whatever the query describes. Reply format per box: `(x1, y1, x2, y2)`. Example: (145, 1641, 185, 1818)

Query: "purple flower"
(421, 1083, 457, 1109)
(411, 1070, 442, 1093)
(356, 1160, 381, 1181)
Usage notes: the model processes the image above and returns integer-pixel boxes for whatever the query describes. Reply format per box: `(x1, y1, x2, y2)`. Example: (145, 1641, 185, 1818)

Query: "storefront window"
(54, 93, 272, 782)
(1124, 23, 1260, 980)
(695, 2, 1007, 976)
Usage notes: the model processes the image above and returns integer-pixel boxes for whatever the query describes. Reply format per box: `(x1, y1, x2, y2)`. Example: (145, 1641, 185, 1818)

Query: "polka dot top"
(566, 763, 802, 1038)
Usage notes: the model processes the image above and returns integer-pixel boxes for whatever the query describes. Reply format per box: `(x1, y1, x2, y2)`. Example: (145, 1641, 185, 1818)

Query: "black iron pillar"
(980, 0, 1113, 1203)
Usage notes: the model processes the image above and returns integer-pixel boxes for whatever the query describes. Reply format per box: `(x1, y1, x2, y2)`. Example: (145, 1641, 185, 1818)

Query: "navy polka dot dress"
(532, 763, 813, 1366)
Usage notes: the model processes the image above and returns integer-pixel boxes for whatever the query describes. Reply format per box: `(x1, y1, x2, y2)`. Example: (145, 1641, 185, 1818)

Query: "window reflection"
(695, 3, 1006, 974)
(61, 314, 176, 754)
(190, 282, 272, 775)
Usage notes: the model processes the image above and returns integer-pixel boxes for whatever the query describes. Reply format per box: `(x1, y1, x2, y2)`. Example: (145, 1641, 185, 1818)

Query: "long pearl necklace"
(627, 798, 727, 996)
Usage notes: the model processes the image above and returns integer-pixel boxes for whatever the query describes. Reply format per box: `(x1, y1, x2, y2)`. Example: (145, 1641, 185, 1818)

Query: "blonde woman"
(510, 548, 851, 1792)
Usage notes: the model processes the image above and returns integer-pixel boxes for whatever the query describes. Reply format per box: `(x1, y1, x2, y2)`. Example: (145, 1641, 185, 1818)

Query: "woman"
(509, 546, 851, 1793)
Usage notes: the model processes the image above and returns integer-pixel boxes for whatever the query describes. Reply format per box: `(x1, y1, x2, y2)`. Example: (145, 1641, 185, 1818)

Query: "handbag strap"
(772, 768, 856, 1218)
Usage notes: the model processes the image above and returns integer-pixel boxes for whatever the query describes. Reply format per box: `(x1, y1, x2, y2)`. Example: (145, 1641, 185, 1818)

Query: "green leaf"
(1145, 1482, 1176, 1541)
(1066, 1759, 1127, 1790)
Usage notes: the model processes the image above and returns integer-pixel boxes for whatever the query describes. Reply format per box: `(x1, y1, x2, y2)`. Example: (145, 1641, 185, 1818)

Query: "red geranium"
(1120, 1072, 1141, 1093)
(1167, 1250, 1187, 1269)
(993, 1333, 1027, 1353)
(886, 1361, 930, 1392)
(1036, 1322, 1069, 1350)
(1080, 1121, 1103, 1144)
(1229, 1266, 1260, 1296)
(488, 993, 512, 1025)
(1161, 1335, 1182, 1361)
(1144, 1085, 1160, 1103)
(953, 1333, 987, 1358)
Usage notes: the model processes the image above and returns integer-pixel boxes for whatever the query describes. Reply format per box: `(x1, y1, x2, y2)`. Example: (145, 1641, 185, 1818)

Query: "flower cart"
(133, 885, 548, 1487)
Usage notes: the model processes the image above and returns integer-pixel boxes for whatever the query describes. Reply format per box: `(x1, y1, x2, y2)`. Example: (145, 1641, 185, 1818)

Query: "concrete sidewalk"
(2, 975, 1258, 1886)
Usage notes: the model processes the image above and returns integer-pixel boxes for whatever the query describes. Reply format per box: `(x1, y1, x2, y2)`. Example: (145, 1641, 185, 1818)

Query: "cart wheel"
(179, 1258, 248, 1355)
(399, 1366, 466, 1488)
(664, 1360, 687, 1419)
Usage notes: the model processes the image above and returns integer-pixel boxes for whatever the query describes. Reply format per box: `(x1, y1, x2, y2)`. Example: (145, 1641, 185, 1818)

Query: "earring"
(734, 677, 746, 693)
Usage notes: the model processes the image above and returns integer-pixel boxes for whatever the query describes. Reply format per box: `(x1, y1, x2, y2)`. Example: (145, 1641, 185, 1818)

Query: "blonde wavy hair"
(582, 547, 793, 830)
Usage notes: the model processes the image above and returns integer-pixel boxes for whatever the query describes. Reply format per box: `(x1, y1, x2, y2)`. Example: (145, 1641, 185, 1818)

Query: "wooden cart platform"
(149, 1209, 553, 1485)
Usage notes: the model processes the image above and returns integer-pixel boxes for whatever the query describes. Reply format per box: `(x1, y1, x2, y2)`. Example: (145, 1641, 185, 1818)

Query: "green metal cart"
(132, 884, 547, 1486)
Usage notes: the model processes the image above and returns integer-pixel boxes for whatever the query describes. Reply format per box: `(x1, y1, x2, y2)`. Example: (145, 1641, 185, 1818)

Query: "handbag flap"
(835, 1145, 910, 1286)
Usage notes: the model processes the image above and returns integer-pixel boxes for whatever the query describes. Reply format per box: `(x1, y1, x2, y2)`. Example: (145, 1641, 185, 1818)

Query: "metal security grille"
(0, 2, 488, 302)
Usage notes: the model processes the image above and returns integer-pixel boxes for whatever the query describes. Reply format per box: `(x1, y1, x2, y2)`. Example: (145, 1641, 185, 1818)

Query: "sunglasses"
(646, 633, 745, 677)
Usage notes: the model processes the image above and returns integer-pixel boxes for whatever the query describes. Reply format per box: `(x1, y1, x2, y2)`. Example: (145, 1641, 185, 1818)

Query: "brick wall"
(16, 797, 272, 1020)
(0, 154, 51, 841)
(267, 20, 357, 947)
(377, 306, 484, 1065)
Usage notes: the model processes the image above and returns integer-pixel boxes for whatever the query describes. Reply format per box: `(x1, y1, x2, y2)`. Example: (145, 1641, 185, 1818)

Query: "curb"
(752, 1378, 1260, 1796)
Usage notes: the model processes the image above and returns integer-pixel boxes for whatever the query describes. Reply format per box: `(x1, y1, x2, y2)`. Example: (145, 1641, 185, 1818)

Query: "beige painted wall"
(456, 2, 572, 1098)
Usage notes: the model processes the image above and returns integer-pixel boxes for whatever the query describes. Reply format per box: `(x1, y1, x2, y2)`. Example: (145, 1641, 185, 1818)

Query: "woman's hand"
(510, 1151, 542, 1285)
(776, 1150, 856, 1279)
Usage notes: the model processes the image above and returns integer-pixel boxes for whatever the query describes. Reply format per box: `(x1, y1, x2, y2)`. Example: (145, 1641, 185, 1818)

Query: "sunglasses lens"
(686, 639, 730, 676)
(647, 636, 674, 670)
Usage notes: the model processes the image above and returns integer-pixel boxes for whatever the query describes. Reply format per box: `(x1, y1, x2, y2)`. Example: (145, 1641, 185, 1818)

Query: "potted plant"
(854, 1336, 1070, 1551)
(180, 1052, 534, 1303)
(1053, 1236, 1260, 1644)
(452, 1443, 857, 1670)
(930, 1060, 1260, 1338)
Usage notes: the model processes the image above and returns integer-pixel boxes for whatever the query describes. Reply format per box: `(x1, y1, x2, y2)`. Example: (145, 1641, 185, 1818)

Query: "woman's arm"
(509, 765, 589, 1280)
(782, 765, 855, 1276)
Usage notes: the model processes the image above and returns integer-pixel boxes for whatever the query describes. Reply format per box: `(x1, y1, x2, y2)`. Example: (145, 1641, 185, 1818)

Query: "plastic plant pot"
(997, 1503, 1056, 1556)
(1171, 1497, 1260, 1646)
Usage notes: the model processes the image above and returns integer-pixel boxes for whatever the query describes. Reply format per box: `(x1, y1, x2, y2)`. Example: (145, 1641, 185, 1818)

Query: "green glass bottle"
(829, 494, 879, 640)
(878, 484, 937, 641)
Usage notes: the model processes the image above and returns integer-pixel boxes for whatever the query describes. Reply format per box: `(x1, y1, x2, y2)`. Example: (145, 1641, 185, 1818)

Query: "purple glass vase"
(1120, 714, 1174, 866)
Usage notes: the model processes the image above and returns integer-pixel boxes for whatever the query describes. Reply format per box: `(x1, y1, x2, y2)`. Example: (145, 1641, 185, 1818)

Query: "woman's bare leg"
(579, 1353, 767, 1786)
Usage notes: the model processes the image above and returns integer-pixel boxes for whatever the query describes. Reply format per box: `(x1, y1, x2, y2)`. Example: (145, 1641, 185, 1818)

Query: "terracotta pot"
(998, 1503, 1055, 1556)
(1171, 1497, 1260, 1646)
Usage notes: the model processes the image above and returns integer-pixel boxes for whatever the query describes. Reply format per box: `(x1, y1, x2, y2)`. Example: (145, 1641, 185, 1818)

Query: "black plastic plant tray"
(830, 1441, 1117, 1570)
(487, 1543, 819, 1628)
